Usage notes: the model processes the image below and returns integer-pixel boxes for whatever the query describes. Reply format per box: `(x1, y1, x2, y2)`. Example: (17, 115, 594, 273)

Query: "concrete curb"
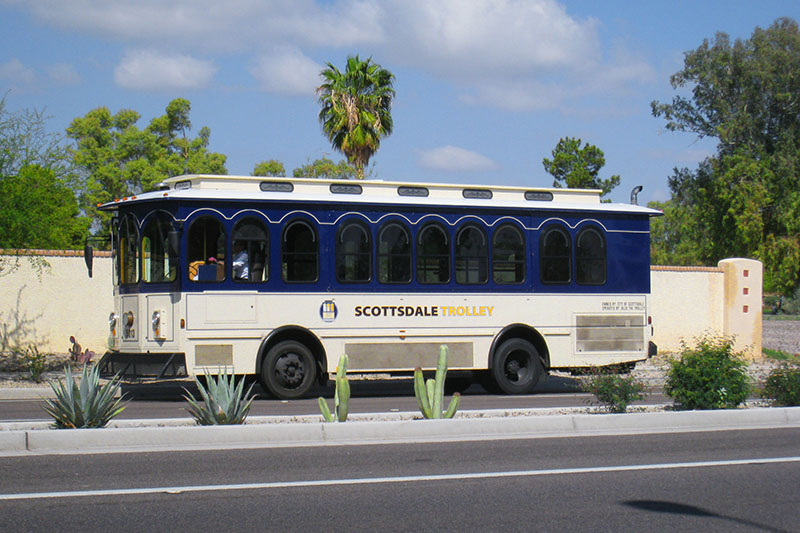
(1, 406, 798, 456)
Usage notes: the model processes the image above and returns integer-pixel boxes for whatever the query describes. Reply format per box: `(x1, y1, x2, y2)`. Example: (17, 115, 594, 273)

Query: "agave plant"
(42, 364, 128, 429)
(183, 369, 256, 425)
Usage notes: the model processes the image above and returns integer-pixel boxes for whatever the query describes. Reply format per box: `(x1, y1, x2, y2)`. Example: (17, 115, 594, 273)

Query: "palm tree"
(317, 55, 395, 179)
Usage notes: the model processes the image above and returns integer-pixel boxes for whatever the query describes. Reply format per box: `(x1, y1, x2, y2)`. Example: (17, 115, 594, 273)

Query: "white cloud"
(47, 63, 81, 85)
(418, 146, 497, 172)
(114, 49, 216, 90)
(0, 58, 35, 85)
(250, 47, 322, 96)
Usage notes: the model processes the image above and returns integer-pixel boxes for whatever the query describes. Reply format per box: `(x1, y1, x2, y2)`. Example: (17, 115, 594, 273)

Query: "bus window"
(493, 223, 525, 284)
(378, 222, 411, 284)
(455, 224, 488, 284)
(188, 216, 226, 282)
(417, 223, 450, 284)
(576, 227, 606, 285)
(142, 212, 177, 283)
(282, 220, 318, 283)
(336, 221, 371, 283)
(540, 225, 571, 284)
(118, 213, 139, 285)
(232, 218, 268, 282)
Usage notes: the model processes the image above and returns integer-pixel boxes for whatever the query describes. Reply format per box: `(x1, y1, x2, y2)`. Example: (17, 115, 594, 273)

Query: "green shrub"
(582, 371, 646, 413)
(183, 369, 255, 425)
(43, 364, 128, 428)
(762, 364, 800, 406)
(21, 344, 47, 382)
(664, 336, 750, 410)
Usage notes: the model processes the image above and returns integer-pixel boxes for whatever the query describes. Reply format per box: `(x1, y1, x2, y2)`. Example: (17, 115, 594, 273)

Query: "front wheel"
(260, 341, 317, 399)
(491, 339, 543, 395)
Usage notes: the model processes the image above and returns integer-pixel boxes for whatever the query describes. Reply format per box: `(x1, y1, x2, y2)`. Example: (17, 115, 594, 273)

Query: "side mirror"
(84, 244, 94, 278)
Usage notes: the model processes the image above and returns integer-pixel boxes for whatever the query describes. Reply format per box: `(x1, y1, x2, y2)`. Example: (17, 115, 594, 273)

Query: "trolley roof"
(98, 174, 662, 216)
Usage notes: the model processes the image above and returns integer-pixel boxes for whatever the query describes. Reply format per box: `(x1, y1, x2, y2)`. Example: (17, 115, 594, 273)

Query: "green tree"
(292, 157, 358, 180)
(651, 17, 800, 295)
(0, 165, 89, 249)
(68, 98, 227, 231)
(252, 159, 286, 177)
(317, 55, 395, 179)
(542, 137, 620, 197)
(0, 94, 72, 180)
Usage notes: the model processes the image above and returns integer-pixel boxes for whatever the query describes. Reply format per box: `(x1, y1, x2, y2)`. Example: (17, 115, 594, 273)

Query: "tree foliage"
(292, 157, 358, 180)
(252, 159, 286, 177)
(0, 165, 89, 250)
(67, 98, 226, 231)
(651, 17, 800, 295)
(542, 137, 620, 197)
(317, 55, 395, 179)
(0, 94, 72, 181)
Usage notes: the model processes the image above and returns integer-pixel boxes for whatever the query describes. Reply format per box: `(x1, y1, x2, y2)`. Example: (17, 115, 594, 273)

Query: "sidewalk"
(2, 405, 799, 457)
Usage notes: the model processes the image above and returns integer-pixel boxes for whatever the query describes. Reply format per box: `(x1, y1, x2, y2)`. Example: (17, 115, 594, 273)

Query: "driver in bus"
(232, 240, 249, 280)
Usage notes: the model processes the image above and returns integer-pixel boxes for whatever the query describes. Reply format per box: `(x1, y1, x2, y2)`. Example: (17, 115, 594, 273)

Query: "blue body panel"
(117, 198, 651, 295)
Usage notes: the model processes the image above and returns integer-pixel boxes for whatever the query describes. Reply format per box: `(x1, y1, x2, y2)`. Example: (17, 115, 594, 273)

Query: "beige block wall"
(0, 251, 113, 355)
(1, 251, 763, 359)
(650, 258, 763, 358)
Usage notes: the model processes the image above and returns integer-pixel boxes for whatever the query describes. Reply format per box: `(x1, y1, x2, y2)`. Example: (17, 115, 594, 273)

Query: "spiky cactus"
(43, 364, 128, 428)
(319, 354, 350, 422)
(183, 368, 255, 425)
(414, 345, 461, 419)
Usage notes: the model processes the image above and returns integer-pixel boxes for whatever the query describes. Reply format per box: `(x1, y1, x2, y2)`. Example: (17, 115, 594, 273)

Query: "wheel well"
(257, 326, 328, 385)
(489, 324, 550, 370)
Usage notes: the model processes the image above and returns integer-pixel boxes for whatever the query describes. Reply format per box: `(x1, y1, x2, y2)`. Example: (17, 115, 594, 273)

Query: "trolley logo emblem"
(320, 300, 338, 322)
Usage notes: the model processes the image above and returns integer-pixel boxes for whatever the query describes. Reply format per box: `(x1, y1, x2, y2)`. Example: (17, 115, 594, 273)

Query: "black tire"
(260, 340, 317, 399)
(491, 338, 543, 395)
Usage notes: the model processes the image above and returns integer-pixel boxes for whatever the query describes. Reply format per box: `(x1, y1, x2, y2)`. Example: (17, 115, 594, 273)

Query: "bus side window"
(492, 223, 525, 284)
(417, 223, 450, 284)
(232, 217, 269, 282)
(282, 219, 318, 283)
(378, 222, 411, 284)
(118, 213, 139, 285)
(187, 216, 226, 282)
(540, 225, 571, 284)
(336, 221, 371, 283)
(576, 227, 606, 285)
(455, 224, 488, 284)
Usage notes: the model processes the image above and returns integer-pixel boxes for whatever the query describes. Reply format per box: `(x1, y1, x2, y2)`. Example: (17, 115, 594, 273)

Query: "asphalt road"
(0, 376, 670, 421)
(0, 428, 797, 531)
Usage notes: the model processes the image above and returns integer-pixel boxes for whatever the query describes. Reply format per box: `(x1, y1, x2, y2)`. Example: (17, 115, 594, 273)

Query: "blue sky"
(1, 0, 798, 204)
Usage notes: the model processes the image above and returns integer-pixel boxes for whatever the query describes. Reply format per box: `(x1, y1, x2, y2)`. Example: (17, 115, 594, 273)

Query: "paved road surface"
(0, 427, 796, 531)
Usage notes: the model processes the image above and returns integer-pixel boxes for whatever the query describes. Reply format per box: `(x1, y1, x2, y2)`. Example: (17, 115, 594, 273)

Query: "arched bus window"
(416, 223, 450, 284)
(377, 222, 411, 284)
(540, 225, 571, 284)
(232, 217, 269, 282)
(336, 221, 371, 283)
(492, 223, 525, 284)
(118, 213, 139, 285)
(142, 211, 177, 283)
(455, 224, 488, 284)
(187, 216, 226, 282)
(282, 219, 318, 283)
(576, 226, 606, 285)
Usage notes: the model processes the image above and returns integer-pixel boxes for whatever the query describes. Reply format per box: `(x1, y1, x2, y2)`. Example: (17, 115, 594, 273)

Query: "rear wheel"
(260, 340, 317, 399)
(491, 339, 543, 395)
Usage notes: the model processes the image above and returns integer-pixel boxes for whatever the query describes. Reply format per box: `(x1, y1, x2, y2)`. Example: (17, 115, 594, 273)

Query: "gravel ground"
(762, 319, 800, 355)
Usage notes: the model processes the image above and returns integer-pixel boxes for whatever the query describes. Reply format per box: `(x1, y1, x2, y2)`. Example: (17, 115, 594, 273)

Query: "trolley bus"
(92, 174, 660, 399)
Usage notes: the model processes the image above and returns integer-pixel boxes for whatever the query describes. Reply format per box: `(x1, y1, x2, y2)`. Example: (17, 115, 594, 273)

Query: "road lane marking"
(2, 456, 799, 501)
